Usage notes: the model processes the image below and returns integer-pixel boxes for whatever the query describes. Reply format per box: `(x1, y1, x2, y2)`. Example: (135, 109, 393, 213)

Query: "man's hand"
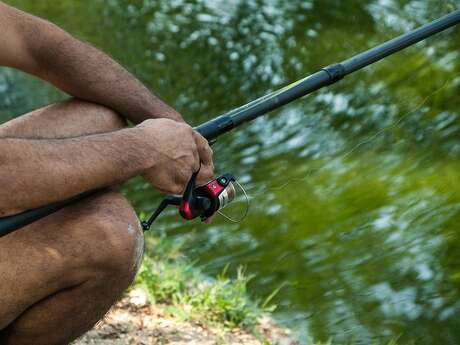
(138, 119, 214, 195)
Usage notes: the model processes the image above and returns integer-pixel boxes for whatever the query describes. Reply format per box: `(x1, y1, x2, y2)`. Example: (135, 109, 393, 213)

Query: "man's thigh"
(0, 99, 135, 328)
(0, 98, 127, 217)
(0, 98, 126, 139)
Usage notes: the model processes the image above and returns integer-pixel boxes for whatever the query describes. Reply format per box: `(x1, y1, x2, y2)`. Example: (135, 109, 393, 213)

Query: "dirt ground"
(73, 289, 299, 345)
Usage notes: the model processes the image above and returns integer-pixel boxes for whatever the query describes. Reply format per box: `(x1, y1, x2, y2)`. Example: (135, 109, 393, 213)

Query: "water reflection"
(2, 0, 460, 343)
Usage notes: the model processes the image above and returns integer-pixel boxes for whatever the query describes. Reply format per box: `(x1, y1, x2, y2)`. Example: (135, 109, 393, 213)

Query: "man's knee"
(0, 192, 142, 335)
(70, 192, 144, 286)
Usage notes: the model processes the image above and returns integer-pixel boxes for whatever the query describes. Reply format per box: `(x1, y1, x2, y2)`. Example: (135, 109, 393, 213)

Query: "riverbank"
(74, 288, 298, 345)
(74, 235, 299, 345)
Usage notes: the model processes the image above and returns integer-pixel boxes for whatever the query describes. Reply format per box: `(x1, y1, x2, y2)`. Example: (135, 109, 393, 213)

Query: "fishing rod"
(1, 9, 460, 237)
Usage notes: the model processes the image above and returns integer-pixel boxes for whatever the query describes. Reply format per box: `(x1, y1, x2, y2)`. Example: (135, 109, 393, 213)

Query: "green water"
(2, 0, 460, 343)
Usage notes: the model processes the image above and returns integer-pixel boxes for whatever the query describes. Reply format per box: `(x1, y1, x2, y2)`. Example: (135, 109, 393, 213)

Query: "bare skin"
(0, 2, 214, 213)
(0, 100, 147, 344)
(0, 112, 212, 215)
(0, 2, 182, 124)
(0, 2, 214, 345)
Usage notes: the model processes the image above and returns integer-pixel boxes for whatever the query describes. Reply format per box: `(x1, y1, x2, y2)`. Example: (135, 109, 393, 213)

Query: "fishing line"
(341, 73, 460, 160)
(246, 71, 460, 199)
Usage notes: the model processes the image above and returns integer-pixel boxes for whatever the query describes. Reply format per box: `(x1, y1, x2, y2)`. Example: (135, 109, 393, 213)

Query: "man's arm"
(0, 2, 182, 124)
(0, 128, 150, 216)
(0, 119, 210, 216)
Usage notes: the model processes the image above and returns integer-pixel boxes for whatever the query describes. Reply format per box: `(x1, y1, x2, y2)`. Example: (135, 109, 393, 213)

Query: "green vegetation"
(135, 236, 409, 345)
(135, 235, 274, 331)
(135, 236, 411, 345)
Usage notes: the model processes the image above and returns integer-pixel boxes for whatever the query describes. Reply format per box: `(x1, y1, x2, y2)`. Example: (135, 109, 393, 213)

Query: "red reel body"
(180, 173, 236, 220)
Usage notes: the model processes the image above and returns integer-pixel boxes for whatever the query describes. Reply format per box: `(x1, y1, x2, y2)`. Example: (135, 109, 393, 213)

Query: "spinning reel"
(141, 172, 238, 231)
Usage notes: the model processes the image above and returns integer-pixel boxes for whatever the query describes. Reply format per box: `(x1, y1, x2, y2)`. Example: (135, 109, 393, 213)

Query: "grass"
(135, 235, 274, 331)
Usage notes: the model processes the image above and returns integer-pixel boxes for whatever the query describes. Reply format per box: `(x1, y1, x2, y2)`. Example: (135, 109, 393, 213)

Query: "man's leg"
(0, 99, 145, 345)
(0, 98, 127, 139)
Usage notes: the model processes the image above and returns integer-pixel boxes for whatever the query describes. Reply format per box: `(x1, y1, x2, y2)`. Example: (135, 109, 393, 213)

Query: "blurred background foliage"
(2, 0, 460, 344)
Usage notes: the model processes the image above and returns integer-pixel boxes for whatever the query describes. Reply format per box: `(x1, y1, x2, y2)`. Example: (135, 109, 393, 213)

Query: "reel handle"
(141, 195, 181, 231)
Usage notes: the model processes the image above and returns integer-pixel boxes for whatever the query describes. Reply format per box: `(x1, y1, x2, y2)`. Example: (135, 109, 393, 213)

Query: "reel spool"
(191, 173, 237, 220)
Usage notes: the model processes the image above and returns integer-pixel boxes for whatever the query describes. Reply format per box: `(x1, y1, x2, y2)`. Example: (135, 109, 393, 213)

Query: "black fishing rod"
(197, 9, 460, 139)
(1, 9, 460, 237)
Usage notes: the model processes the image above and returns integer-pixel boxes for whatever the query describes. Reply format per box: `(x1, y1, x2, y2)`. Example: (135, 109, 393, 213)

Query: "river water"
(2, 1, 460, 344)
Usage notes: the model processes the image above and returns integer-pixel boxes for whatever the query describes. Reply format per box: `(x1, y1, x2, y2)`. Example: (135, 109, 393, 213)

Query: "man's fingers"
(193, 131, 213, 167)
(193, 131, 214, 185)
(196, 164, 214, 186)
